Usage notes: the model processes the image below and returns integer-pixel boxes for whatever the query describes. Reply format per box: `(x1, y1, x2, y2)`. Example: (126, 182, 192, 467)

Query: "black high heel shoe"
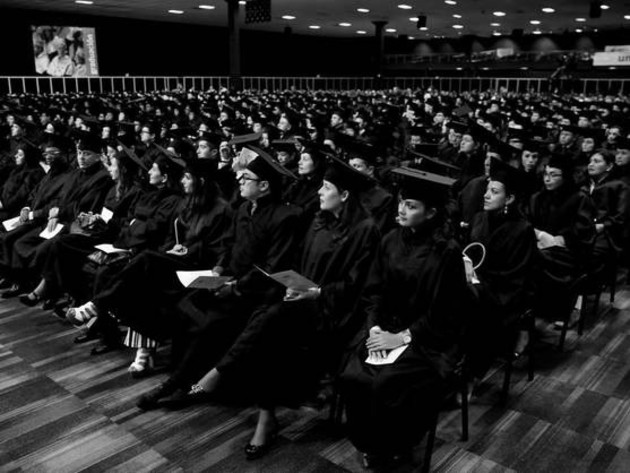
(244, 431, 278, 460)
(19, 292, 41, 307)
(137, 379, 179, 410)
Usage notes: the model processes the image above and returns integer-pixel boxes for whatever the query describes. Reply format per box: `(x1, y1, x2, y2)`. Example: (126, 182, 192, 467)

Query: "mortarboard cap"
(228, 132, 262, 147)
(245, 145, 296, 185)
(154, 143, 186, 168)
(75, 130, 103, 153)
(489, 158, 524, 195)
(546, 154, 573, 177)
(185, 158, 217, 179)
(392, 166, 455, 207)
(117, 140, 148, 171)
(323, 153, 374, 192)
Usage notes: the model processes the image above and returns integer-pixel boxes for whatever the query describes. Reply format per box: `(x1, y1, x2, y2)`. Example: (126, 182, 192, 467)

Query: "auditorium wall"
(0, 8, 374, 77)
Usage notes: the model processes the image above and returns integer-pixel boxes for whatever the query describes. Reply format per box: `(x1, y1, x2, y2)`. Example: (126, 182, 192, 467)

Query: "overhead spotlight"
(416, 14, 427, 29)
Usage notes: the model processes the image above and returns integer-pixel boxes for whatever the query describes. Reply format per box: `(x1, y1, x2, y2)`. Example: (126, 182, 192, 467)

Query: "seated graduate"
(19, 143, 146, 307)
(0, 135, 71, 290)
(63, 158, 232, 373)
(176, 155, 381, 460)
(518, 140, 543, 205)
(581, 149, 629, 272)
(55, 152, 182, 329)
(135, 145, 302, 409)
(339, 136, 396, 234)
(0, 141, 45, 222)
(464, 158, 537, 385)
(529, 155, 595, 324)
(282, 144, 325, 234)
(1, 132, 113, 299)
(340, 167, 469, 468)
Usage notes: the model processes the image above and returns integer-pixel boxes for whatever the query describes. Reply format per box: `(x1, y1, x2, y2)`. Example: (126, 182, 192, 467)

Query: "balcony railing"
(0, 75, 628, 96)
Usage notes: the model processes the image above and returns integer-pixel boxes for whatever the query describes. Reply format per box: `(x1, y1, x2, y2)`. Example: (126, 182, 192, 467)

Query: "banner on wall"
(604, 45, 630, 52)
(593, 51, 630, 67)
(32, 26, 99, 77)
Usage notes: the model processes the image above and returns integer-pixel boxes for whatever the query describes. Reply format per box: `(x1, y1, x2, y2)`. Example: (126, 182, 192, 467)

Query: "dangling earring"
(503, 203, 509, 215)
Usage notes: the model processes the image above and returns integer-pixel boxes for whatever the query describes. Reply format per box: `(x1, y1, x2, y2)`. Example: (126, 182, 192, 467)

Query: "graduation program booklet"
(39, 223, 64, 240)
(2, 216, 21, 232)
(176, 270, 231, 290)
(93, 243, 130, 254)
(255, 266, 317, 292)
(365, 345, 409, 366)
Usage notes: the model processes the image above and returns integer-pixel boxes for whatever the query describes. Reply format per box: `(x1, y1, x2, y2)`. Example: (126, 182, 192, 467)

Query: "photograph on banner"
(32, 26, 99, 77)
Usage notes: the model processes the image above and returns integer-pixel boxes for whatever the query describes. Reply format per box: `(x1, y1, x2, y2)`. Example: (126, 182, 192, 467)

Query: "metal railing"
(385, 49, 595, 66)
(1, 76, 629, 96)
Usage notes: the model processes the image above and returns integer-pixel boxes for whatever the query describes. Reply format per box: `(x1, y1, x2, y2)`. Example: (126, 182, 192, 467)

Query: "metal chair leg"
(422, 412, 439, 473)
(460, 379, 469, 441)
(577, 293, 588, 336)
(501, 357, 513, 405)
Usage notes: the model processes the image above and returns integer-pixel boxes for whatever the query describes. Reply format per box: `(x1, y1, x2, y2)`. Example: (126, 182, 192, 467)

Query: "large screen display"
(32, 26, 99, 77)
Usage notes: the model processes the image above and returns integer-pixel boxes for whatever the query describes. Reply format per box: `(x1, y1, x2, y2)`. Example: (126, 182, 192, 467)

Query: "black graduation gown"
(0, 164, 45, 222)
(359, 184, 396, 235)
(340, 226, 469, 456)
(581, 174, 629, 269)
(0, 162, 71, 271)
(282, 174, 322, 238)
(9, 162, 113, 277)
(465, 210, 537, 377)
(162, 195, 302, 388)
(90, 196, 234, 338)
(457, 175, 487, 229)
(40, 184, 144, 302)
(529, 187, 594, 283)
(214, 205, 381, 407)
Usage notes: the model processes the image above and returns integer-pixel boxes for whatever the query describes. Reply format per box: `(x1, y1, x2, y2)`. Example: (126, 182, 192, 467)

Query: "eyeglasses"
(238, 174, 260, 183)
(543, 172, 563, 179)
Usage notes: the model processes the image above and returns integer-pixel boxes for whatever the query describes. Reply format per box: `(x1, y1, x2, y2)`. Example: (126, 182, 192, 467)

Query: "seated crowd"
(0, 86, 629, 468)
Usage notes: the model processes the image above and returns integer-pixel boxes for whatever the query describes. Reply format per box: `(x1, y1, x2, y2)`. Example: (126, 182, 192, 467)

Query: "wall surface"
(0, 8, 375, 76)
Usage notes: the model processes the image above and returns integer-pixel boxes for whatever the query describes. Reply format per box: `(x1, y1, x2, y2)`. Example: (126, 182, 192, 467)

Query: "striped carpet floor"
(1, 286, 630, 472)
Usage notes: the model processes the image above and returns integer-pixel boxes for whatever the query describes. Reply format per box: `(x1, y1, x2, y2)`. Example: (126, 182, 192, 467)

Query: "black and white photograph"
(0, 1, 630, 471)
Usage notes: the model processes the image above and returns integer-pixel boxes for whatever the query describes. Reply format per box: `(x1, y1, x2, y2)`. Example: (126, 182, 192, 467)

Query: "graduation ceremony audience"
(0, 85, 629, 469)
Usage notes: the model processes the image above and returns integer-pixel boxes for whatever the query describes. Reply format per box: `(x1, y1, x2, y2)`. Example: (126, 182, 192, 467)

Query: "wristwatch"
(402, 331, 412, 345)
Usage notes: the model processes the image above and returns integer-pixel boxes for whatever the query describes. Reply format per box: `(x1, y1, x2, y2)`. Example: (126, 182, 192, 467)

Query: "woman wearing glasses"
(528, 154, 595, 325)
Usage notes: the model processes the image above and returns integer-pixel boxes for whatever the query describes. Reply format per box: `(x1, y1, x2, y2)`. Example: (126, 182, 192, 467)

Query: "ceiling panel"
(3, 0, 630, 38)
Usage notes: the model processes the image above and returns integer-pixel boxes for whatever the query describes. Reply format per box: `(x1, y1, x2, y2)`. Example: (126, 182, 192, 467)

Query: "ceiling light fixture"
(198, 5, 215, 9)
(533, 29, 542, 34)
(453, 14, 462, 18)
(492, 31, 501, 36)
(238, 0, 246, 4)
(490, 22, 500, 26)
(339, 22, 352, 27)
(445, 0, 457, 5)
(541, 7, 555, 13)
(575, 28, 583, 33)
(575, 18, 586, 22)
(282, 15, 296, 20)
(168, 9, 184, 14)
(357, 8, 370, 13)
(385, 28, 397, 32)
(625, 15, 630, 20)
(453, 24, 463, 29)
(75, 0, 93, 4)
(493, 11, 506, 17)
(309, 25, 321, 29)
(398, 4, 412, 9)
(357, 30, 367, 34)
(601, 4, 610, 9)
(420, 26, 428, 31)
(530, 20, 541, 25)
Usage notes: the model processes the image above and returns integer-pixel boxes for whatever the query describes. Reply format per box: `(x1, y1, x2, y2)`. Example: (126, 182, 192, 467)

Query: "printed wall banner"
(32, 26, 99, 77)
